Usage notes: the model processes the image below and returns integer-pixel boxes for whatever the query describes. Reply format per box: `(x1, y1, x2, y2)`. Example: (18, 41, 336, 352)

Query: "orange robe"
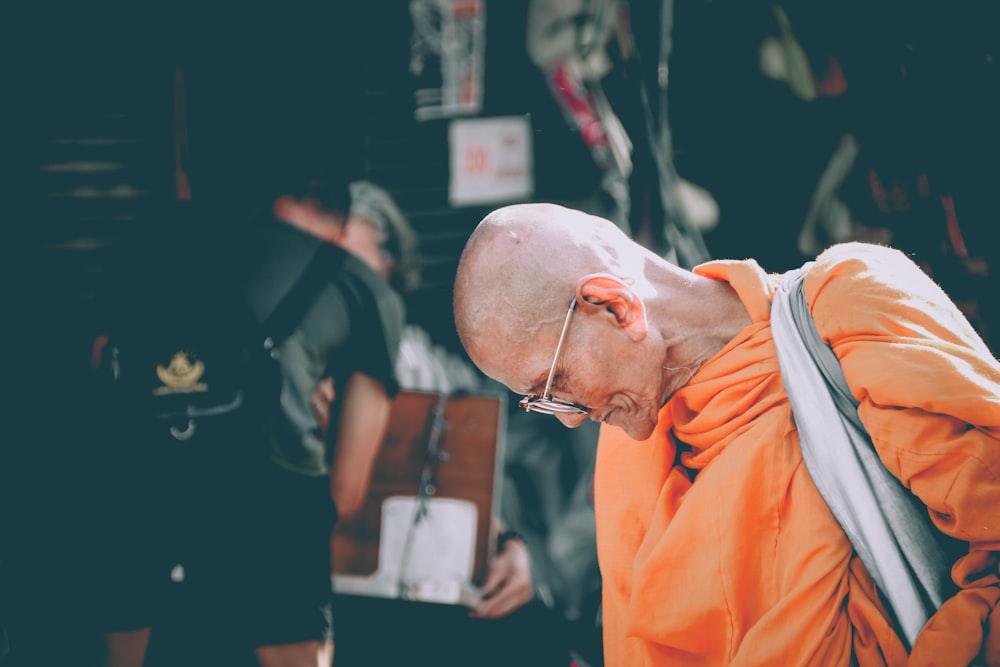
(596, 243, 1000, 666)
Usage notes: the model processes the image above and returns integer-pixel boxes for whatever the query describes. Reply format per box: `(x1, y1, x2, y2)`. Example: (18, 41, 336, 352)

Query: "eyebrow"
(525, 371, 551, 396)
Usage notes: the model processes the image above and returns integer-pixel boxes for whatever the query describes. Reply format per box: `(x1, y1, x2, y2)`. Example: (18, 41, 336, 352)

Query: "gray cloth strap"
(771, 264, 955, 650)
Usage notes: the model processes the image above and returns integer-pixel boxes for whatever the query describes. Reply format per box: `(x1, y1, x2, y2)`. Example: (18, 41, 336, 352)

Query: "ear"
(575, 273, 647, 342)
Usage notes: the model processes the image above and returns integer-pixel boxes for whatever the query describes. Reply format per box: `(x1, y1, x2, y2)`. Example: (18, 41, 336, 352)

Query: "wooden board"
(332, 389, 506, 605)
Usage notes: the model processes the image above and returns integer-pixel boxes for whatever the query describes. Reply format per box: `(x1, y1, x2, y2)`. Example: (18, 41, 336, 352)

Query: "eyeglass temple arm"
(542, 300, 578, 398)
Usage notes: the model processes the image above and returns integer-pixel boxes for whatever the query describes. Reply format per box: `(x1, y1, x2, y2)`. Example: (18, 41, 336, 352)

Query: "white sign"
(448, 116, 533, 206)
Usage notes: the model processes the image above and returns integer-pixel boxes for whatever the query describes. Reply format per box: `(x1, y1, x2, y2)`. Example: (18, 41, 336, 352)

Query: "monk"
(452, 202, 1000, 666)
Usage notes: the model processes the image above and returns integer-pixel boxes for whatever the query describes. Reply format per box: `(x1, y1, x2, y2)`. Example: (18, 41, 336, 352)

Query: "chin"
(615, 419, 657, 441)
(602, 402, 660, 441)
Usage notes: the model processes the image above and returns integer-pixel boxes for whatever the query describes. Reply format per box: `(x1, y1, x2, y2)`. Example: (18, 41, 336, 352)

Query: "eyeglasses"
(518, 300, 591, 416)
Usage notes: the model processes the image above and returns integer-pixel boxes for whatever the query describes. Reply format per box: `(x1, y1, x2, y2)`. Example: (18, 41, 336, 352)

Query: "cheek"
(571, 354, 625, 406)
(580, 349, 659, 408)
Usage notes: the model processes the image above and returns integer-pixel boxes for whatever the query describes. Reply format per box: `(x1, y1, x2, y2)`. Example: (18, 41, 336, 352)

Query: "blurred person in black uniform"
(82, 172, 405, 667)
(3, 4, 380, 665)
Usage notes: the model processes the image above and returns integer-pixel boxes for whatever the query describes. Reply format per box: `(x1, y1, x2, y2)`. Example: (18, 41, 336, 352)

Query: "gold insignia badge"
(154, 351, 208, 395)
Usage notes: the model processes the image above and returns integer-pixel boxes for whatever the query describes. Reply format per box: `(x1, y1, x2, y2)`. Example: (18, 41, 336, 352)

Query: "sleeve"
(805, 242, 1000, 666)
(346, 282, 404, 399)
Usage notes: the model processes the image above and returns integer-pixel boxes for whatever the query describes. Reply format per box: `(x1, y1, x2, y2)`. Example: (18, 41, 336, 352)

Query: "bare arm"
(328, 372, 392, 520)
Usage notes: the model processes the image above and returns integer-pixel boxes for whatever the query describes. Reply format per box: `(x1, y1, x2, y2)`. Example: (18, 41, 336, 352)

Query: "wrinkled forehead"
(462, 297, 570, 391)
(467, 335, 551, 395)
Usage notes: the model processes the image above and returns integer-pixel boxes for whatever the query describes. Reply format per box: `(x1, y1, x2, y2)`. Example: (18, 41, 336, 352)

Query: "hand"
(311, 377, 336, 434)
(469, 536, 534, 619)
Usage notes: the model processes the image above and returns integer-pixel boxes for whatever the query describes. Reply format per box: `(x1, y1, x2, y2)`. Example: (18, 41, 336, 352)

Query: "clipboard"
(332, 389, 506, 606)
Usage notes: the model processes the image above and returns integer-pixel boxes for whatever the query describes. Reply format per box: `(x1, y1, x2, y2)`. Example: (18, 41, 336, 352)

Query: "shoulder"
(340, 254, 402, 306)
(810, 242, 920, 282)
(804, 242, 980, 351)
(338, 254, 405, 328)
(340, 252, 392, 294)
(806, 242, 946, 311)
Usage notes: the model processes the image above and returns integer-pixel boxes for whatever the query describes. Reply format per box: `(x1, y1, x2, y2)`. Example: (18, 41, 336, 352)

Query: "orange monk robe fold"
(595, 243, 1000, 666)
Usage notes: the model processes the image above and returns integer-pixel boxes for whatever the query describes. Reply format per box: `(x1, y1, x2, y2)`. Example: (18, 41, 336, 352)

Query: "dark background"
(4, 1, 997, 663)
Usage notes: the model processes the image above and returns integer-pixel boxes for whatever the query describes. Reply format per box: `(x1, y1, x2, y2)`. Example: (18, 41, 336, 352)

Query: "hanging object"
(409, 0, 486, 121)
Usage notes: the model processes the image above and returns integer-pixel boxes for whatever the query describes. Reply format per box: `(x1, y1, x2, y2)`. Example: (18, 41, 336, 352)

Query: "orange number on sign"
(464, 145, 488, 174)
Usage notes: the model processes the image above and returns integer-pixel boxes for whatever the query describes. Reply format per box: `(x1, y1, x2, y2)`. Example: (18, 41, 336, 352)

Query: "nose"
(554, 411, 589, 428)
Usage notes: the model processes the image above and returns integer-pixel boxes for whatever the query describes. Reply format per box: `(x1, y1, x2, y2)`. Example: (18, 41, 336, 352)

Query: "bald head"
(454, 203, 651, 373)
(454, 203, 753, 439)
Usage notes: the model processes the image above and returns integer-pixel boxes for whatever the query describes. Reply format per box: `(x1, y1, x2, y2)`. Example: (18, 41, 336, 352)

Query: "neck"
(657, 274, 752, 381)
